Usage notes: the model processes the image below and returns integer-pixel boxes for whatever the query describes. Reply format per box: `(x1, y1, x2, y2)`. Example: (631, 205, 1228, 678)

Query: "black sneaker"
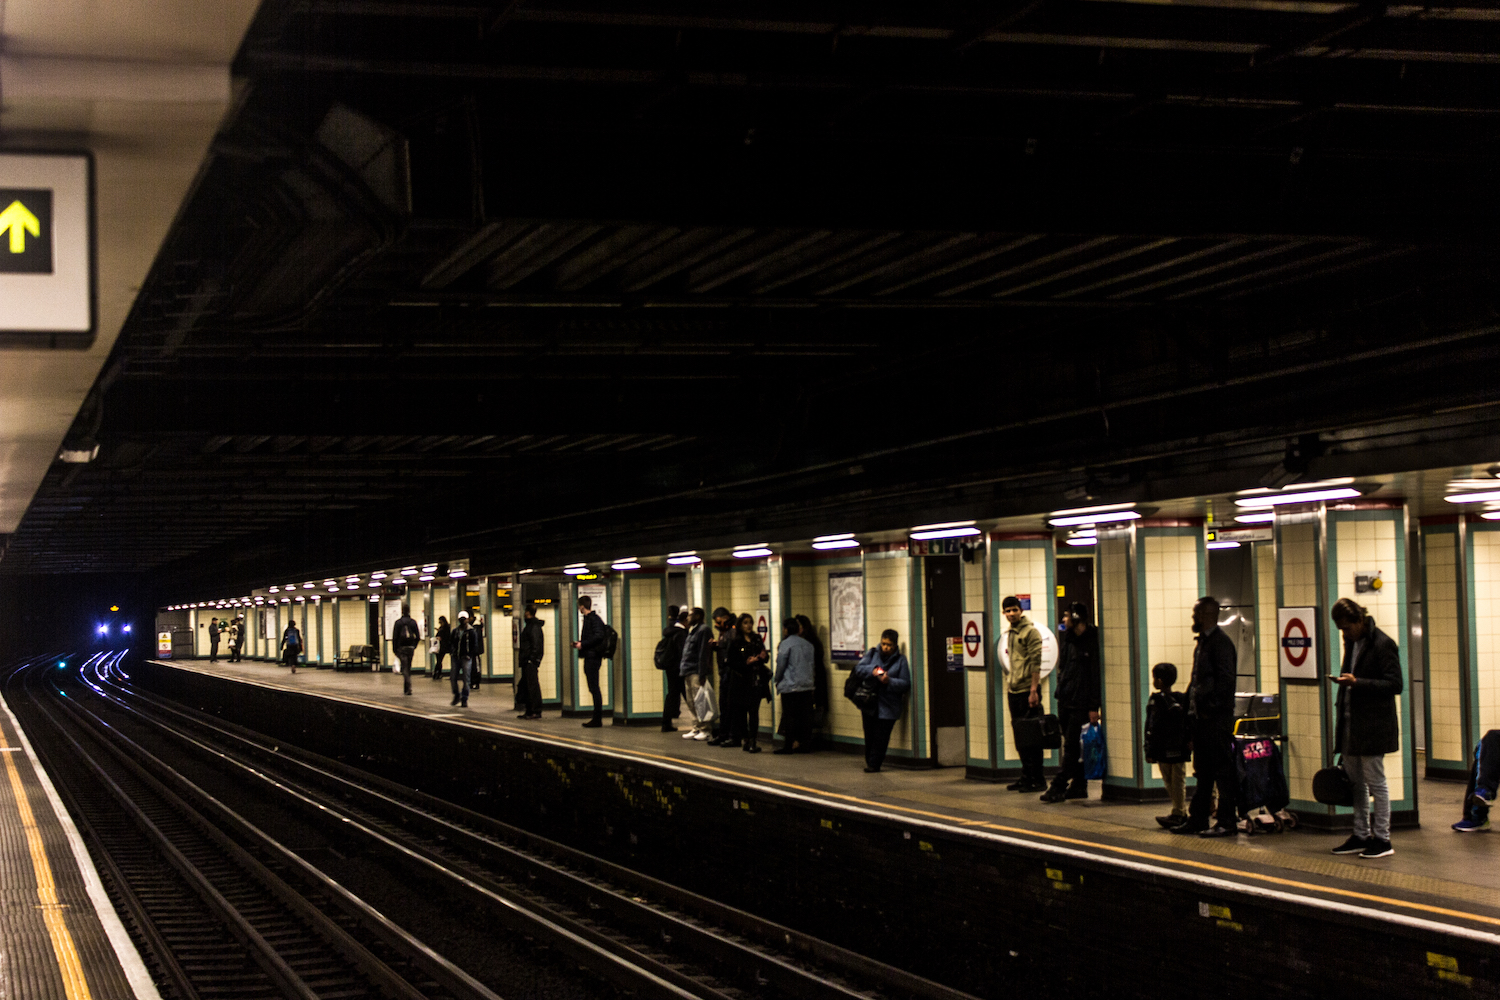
(1156, 813, 1187, 829)
(1358, 838, 1394, 859)
(581, 719, 603, 728)
(1063, 784, 1088, 800)
(1006, 779, 1027, 791)
(1331, 835, 1370, 855)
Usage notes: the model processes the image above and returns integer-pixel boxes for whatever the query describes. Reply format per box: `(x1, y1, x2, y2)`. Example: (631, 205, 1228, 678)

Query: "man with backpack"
(391, 603, 421, 696)
(572, 595, 609, 727)
(656, 605, 689, 733)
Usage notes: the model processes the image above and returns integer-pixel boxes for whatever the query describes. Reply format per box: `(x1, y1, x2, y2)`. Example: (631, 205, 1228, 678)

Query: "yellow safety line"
(174, 662, 1500, 932)
(1, 727, 93, 1000)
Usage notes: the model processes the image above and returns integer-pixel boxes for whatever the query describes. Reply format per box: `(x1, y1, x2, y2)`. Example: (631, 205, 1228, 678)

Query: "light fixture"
(371, 572, 388, 580)
(564, 566, 589, 576)
(1235, 513, 1276, 524)
(518, 568, 534, 575)
(1481, 512, 1500, 521)
(97, 625, 107, 634)
(369, 581, 381, 587)
(328, 586, 340, 592)
(123, 625, 132, 633)
(910, 520, 980, 540)
(1283, 477, 1354, 490)
(448, 569, 468, 578)
(1049, 510, 1142, 527)
(734, 546, 773, 558)
(303, 583, 314, 589)
(368, 595, 380, 602)
(1207, 540, 1242, 550)
(390, 576, 407, 585)
(401, 567, 419, 576)
(281, 597, 291, 603)
(813, 538, 861, 550)
(296, 596, 306, 602)
(346, 575, 360, 582)
(421, 565, 437, 573)
(418, 574, 434, 581)
(667, 551, 701, 565)
(1235, 487, 1361, 508)
(1064, 537, 1097, 547)
(1049, 502, 1136, 517)
(814, 532, 855, 542)
(611, 559, 641, 571)
(269, 586, 279, 594)
(1445, 490, 1500, 505)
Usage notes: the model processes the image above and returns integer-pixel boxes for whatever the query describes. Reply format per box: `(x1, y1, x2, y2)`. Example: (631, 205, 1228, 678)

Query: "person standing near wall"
(1328, 597, 1403, 859)
(721, 613, 770, 752)
(774, 618, 815, 754)
(679, 607, 715, 741)
(1171, 597, 1239, 836)
(796, 615, 828, 744)
(572, 595, 608, 728)
(234, 614, 248, 662)
(853, 629, 911, 773)
(392, 603, 420, 696)
(208, 616, 221, 662)
(706, 608, 737, 745)
(1002, 596, 1047, 793)
(225, 618, 240, 663)
(1042, 603, 1101, 802)
(470, 610, 486, 689)
(432, 616, 451, 680)
(516, 605, 545, 720)
(658, 605, 689, 733)
(450, 611, 475, 707)
(280, 617, 303, 674)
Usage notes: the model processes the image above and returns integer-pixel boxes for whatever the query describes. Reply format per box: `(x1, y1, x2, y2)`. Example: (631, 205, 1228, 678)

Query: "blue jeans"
(451, 655, 471, 705)
(1343, 754, 1389, 841)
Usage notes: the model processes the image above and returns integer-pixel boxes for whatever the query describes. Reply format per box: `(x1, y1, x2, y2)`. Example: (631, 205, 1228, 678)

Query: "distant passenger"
(705, 608, 736, 745)
(470, 611, 486, 689)
(1144, 662, 1191, 829)
(516, 606, 545, 720)
(657, 605, 688, 733)
(1171, 597, 1238, 836)
(796, 615, 828, 742)
(719, 613, 769, 752)
(572, 595, 608, 727)
(225, 619, 240, 662)
(679, 608, 715, 741)
(774, 618, 815, 754)
(852, 629, 910, 773)
(234, 614, 248, 661)
(432, 616, 451, 680)
(1002, 596, 1046, 793)
(1329, 597, 1402, 859)
(1453, 730, 1500, 833)
(280, 618, 303, 674)
(1043, 602, 1101, 803)
(208, 616, 222, 662)
(450, 611, 475, 708)
(391, 603, 421, 696)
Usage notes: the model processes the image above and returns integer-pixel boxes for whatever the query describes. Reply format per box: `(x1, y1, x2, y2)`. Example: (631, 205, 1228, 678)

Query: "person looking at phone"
(1328, 597, 1403, 860)
(852, 629, 911, 773)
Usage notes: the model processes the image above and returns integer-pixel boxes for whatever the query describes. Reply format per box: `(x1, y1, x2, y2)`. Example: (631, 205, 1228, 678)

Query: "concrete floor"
(156, 658, 1500, 932)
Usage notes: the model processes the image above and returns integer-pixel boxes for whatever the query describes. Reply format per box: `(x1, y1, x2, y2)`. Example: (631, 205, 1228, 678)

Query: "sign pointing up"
(0, 154, 94, 346)
(0, 191, 52, 271)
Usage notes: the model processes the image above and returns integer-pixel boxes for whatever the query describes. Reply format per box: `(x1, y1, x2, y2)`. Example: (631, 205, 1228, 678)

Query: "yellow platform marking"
(162, 661, 1500, 933)
(1, 727, 93, 1000)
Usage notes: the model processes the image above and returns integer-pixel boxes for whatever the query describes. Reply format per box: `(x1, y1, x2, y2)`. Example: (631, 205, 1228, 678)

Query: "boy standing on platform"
(1145, 662, 1191, 829)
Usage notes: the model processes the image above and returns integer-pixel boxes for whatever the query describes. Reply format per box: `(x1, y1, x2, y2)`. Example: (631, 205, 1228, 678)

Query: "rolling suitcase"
(1013, 713, 1062, 751)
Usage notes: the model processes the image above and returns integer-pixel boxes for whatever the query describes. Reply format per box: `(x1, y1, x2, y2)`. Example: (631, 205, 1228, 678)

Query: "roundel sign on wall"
(1277, 606, 1319, 680)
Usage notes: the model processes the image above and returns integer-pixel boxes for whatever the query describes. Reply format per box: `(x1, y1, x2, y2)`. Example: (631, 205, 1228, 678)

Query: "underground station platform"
(128, 656, 1499, 997)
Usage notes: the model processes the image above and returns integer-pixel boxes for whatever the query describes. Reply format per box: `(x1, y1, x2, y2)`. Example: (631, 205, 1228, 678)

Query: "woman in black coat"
(720, 614, 769, 753)
(1330, 598, 1403, 859)
(432, 616, 451, 680)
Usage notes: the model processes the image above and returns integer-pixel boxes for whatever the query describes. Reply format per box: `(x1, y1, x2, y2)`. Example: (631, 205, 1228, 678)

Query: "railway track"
(10, 653, 979, 1000)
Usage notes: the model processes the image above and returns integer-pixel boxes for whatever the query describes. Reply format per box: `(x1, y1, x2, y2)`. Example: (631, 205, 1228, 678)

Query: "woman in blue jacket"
(852, 629, 911, 772)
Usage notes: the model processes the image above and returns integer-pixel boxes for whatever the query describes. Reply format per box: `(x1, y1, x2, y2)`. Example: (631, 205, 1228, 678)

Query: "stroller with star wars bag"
(1232, 693, 1297, 833)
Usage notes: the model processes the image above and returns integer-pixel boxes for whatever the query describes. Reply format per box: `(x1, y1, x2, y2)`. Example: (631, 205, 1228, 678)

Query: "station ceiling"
(4, 0, 1499, 596)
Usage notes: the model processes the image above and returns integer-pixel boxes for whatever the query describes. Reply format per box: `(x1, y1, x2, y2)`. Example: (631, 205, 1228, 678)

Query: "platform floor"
(0, 672, 159, 1000)
(156, 658, 1500, 940)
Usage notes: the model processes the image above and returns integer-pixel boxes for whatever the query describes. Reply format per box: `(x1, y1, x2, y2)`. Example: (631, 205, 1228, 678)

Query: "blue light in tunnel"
(122, 625, 132, 633)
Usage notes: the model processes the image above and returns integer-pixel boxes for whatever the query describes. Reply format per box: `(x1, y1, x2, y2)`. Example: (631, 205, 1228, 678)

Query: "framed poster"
(382, 599, 403, 639)
(577, 582, 608, 632)
(828, 571, 864, 663)
(1277, 606, 1318, 681)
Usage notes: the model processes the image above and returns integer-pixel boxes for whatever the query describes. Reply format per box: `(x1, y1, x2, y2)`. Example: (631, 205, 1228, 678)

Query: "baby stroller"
(1234, 734, 1298, 834)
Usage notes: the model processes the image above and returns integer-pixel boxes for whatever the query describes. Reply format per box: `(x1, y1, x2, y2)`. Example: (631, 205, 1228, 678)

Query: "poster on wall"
(1277, 606, 1318, 681)
(382, 599, 403, 639)
(828, 571, 864, 663)
(577, 582, 609, 635)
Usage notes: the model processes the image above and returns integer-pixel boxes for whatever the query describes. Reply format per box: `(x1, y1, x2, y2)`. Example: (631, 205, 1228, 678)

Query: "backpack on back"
(603, 623, 620, 660)
(653, 636, 671, 669)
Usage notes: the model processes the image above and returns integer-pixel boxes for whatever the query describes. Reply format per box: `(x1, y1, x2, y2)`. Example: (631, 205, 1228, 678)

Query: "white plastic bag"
(694, 682, 718, 725)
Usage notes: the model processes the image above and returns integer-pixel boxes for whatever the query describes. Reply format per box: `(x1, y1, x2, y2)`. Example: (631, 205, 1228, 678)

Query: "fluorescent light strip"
(1064, 537, 1097, 546)
(667, 555, 701, 565)
(1207, 540, 1242, 549)
(812, 539, 860, 550)
(1049, 510, 1142, 527)
(1234, 488, 1361, 508)
(910, 527, 981, 540)
(1445, 490, 1500, 504)
(1481, 512, 1500, 521)
(563, 567, 589, 575)
(611, 561, 641, 571)
(448, 570, 468, 578)
(813, 532, 855, 542)
(1049, 502, 1136, 517)
(733, 548, 773, 558)
(911, 520, 975, 532)
(733, 543, 769, 551)
(1235, 513, 1276, 524)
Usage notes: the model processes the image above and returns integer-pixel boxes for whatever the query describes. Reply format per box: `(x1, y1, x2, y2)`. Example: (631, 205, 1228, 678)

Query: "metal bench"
(334, 645, 377, 671)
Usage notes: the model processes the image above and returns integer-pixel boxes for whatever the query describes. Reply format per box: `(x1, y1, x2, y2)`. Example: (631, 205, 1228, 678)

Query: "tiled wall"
(1423, 529, 1464, 764)
(789, 557, 862, 744)
(489, 609, 514, 679)
(866, 552, 915, 754)
(321, 601, 334, 664)
(338, 599, 368, 653)
(1099, 535, 1134, 780)
(1279, 519, 1322, 804)
(1255, 543, 1279, 689)
(1471, 528, 1500, 736)
(536, 606, 559, 701)
(993, 544, 1053, 764)
(628, 576, 665, 717)
(1142, 530, 1204, 786)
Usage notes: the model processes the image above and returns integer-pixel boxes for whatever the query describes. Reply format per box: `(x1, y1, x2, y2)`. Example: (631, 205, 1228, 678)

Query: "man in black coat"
(1042, 602, 1101, 802)
(516, 606, 545, 719)
(658, 606, 688, 733)
(572, 595, 608, 727)
(391, 604, 421, 696)
(1172, 596, 1240, 837)
(1328, 597, 1403, 859)
(450, 612, 476, 708)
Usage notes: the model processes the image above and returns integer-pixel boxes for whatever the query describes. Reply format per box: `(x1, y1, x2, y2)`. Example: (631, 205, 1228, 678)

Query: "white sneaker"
(692, 731, 708, 740)
(682, 729, 698, 739)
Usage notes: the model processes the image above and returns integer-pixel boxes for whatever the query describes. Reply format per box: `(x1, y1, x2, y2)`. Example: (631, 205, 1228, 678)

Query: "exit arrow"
(0, 200, 41, 254)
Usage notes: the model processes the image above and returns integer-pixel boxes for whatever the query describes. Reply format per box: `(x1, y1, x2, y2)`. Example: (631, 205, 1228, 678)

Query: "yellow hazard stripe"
(2, 729, 93, 1000)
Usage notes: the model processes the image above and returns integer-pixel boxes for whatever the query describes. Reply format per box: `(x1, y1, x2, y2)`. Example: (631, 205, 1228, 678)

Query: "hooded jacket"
(518, 616, 545, 663)
(1004, 614, 1043, 695)
(1054, 624, 1101, 713)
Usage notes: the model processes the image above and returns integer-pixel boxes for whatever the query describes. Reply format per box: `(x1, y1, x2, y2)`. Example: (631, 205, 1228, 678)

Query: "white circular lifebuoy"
(998, 624, 1059, 679)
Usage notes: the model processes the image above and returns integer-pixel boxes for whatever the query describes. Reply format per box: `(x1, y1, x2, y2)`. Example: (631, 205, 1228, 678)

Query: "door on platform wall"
(1207, 545, 1258, 691)
(1055, 556, 1096, 635)
(925, 555, 965, 766)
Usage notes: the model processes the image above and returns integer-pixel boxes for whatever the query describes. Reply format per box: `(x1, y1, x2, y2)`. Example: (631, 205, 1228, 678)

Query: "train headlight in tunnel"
(123, 625, 132, 633)
(97, 625, 108, 634)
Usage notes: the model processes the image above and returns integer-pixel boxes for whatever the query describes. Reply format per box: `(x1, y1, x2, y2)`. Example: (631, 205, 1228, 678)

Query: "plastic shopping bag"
(694, 682, 718, 725)
(1081, 722, 1106, 780)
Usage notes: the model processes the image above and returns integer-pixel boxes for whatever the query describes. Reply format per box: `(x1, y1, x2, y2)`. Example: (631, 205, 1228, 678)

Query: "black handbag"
(1014, 713, 1062, 751)
(843, 670, 881, 712)
(1312, 757, 1354, 806)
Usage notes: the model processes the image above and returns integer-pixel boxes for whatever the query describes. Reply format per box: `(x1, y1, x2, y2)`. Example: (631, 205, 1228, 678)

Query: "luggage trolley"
(1232, 692, 1298, 834)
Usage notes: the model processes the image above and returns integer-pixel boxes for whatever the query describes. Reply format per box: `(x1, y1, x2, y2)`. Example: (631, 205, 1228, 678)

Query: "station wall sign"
(0, 153, 95, 344)
(1278, 606, 1318, 681)
(961, 612, 985, 668)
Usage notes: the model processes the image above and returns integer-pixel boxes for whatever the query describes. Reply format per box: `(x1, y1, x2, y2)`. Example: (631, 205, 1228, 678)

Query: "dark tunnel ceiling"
(6, 0, 1500, 592)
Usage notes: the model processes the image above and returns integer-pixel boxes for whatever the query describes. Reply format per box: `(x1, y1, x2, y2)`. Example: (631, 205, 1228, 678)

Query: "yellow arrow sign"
(0, 200, 41, 254)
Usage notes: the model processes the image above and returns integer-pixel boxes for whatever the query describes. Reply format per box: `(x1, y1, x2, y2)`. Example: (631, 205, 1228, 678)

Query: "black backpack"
(654, 636, 671, 669)
(603, 624, 620, 660)
(393, 620, 419, 645)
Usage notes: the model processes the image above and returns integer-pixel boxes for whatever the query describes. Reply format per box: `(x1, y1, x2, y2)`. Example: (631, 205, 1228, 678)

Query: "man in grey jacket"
(678, 608, 714, 741)
(774, 618, 815, 754)
(1003, 596, 1047, 792)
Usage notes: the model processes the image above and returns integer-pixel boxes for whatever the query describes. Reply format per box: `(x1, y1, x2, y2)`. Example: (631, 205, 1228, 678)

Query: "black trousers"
(210, 642, 220, 662)
(662, 670, 684, 728)
(583, 657, 603, 721)
(1056, 703, 1092, 788)
(1188, 718, 1237, 827)
(395, 648, 415, 693)
(451, 655, 471, 705)
(861, 713, 897, 770)
(432, 650, 447, 678)
(520, 658, 542, 715)
(1007, 691, 1046, 783)
(780, 690, 814, 748)
(719, 672, 744, 741)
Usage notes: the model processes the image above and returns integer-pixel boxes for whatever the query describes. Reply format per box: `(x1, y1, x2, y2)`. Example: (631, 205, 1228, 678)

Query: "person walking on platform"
(1002, 596, 1047, 793)
(705, 608, 737, 745)
(679, 608, 715, 741)
(852, 630, 910, 773)
(516, 606, 545, 719)
(1328, 597, 1403, 859)
(796, 615, 828, 744)
(280, 618, 303, 674)
(1171, 597, 1239, 837)
(1453, 729, 1500, 832)
(572, 595, 608, 727)
(450, 611, 476, 707)
(774, 618, 815, 754)
(392, 603, 421, 696)
(432, 616, 451, 680)
(208, 616, 222, 662)
(1042, 603, 1101, 803)
(657, 605, 688, 732)
(470, 611, 486, 690)
(720, 613, 769, 752)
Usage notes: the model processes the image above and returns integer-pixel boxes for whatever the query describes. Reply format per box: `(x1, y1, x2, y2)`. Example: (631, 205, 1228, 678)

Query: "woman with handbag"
(852, 629, 911, 773)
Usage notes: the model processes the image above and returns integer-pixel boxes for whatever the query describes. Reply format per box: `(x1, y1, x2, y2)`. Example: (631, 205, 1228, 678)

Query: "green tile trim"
(1421, 524, 1466, 769)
